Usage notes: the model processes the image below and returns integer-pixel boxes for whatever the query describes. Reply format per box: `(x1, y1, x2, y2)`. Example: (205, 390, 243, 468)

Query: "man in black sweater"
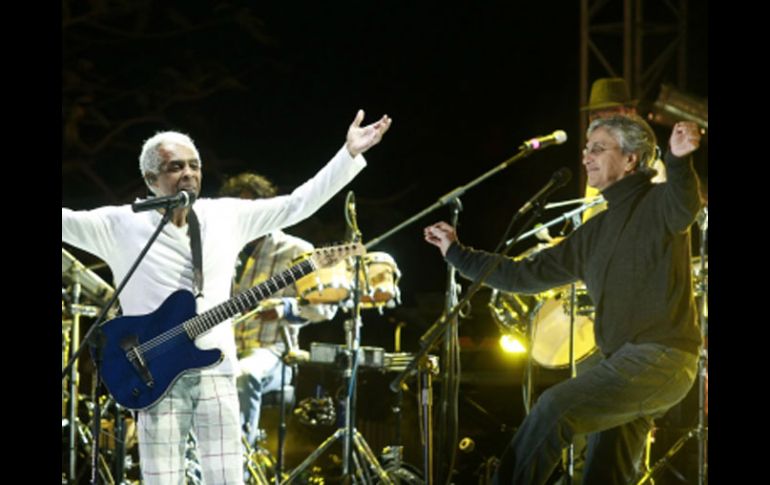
(424, 115, 703, 484)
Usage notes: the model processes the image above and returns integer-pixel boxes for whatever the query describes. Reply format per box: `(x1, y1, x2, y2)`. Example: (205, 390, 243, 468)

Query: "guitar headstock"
(310, 242, 365, 269)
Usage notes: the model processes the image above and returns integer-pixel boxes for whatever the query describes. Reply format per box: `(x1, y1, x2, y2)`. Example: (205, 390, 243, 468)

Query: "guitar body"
(97, 290, 223, 410)
(93, 242, 363, 411)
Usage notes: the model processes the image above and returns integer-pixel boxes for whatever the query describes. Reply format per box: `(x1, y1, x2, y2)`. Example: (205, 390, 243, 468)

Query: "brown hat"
(580, 78, 638, 111)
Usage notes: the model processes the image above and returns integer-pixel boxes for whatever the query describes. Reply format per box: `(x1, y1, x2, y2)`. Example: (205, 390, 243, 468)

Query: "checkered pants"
(137, 372, 244, 485)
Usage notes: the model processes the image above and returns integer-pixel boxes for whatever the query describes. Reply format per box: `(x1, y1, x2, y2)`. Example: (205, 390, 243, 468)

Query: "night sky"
(62, 2, 709, 472)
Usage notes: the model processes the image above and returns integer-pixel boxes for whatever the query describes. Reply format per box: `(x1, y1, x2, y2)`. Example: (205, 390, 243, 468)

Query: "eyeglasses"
(582, 144, 621, 157)
(160, 158, 201, 173)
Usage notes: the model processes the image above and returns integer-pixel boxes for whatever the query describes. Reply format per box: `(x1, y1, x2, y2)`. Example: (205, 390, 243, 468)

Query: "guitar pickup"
(120, 336, 155, 388)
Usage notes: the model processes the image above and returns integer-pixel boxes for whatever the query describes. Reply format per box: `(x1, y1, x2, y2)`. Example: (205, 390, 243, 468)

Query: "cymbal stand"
(636, 206, 708, 484)
(64, 280, 84, 483)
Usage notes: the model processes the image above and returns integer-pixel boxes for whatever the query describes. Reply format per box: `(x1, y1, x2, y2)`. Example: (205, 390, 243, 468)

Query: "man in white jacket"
(62, 109, 391, 485)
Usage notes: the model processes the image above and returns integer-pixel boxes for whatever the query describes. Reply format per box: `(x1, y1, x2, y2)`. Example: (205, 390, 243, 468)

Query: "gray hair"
(587, 114, 657, 172)
(138, 131, 201, 193)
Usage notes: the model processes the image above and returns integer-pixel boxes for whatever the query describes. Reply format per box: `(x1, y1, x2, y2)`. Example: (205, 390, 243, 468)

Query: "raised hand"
(346, 109, 392, 157)
(669, 121, 701, 157)
(424, 221, 458, 257)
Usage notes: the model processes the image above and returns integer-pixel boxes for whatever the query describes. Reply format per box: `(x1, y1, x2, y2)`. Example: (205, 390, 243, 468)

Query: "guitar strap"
(187, 208, 204, 298)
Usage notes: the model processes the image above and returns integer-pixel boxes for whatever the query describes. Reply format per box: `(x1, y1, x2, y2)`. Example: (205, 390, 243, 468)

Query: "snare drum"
(293, 254, 352, 304)
(530, 283, 597, 369)
(352, 252, 402, 308)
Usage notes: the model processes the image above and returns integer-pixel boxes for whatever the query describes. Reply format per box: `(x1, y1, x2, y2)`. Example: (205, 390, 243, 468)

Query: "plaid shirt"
(233, 231, 336, 357)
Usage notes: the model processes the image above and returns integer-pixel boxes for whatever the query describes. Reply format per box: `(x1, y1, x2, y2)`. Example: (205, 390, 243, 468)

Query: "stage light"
(500, 332, 526, 354)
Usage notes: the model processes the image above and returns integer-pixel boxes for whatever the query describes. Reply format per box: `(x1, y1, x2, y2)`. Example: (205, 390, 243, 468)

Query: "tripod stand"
(636, 206, 708, 484)
(283, 271, 392, 484)
(284, 195, 393, 484)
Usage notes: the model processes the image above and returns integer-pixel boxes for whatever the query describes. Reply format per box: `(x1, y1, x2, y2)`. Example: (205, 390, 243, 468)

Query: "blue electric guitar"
(97, 242, 364, 410)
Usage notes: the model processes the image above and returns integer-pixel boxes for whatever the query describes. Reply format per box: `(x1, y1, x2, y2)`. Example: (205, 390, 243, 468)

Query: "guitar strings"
(131, 260, 315, 358)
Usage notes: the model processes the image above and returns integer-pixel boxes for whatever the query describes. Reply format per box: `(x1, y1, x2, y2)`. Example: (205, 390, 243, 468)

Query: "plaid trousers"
(137, 372, 243, 485)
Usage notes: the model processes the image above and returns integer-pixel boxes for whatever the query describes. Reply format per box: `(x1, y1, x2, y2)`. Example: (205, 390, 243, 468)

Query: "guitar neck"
(184, 258, 316, 339)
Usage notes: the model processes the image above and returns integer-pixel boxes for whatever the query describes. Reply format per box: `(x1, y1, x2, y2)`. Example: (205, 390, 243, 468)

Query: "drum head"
(530, 287, 597, 369)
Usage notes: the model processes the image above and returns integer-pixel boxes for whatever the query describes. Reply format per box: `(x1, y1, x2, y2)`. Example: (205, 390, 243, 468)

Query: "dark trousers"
(493, 342, 697, 485)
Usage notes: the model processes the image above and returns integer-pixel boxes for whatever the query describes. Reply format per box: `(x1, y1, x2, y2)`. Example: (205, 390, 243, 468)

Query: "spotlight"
(499, 332, 527, 354)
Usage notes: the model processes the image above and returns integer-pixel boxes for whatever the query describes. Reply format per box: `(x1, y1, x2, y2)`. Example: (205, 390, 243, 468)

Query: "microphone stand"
(62, 207, 175, 485)
(563, 211, 586, 484)
(504, 197, 604, 247)
(389, 188, 557, 419)
(363, 143, 561, 485)
(284, 193, 393, 484)
(364, 145, 548, 251)
(435, 198, 462, 485)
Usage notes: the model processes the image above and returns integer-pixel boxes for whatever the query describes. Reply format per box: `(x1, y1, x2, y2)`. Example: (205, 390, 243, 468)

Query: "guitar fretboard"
(182, 259, 316, 339)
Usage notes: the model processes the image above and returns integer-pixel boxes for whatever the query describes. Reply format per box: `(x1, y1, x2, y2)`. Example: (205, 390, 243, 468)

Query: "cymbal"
(62, 248, 114, 305)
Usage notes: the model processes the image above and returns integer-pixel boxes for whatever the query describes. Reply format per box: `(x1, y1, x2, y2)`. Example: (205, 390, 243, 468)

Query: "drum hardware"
(242, 434, 276, 485)
(636, 205, 708, 485)
(504, 196, 606, 248)
(285, 191, 394, 484)
(64, 279, 83, 484)
(62, 207, 177, 485)
(310, 342, 386, 369)
(62, 248, 115, 307)
(69, 418, 117, 485)
(295, 395, 337, 427)
(61, 249, 116, 484)
(63, 395, 135, 485)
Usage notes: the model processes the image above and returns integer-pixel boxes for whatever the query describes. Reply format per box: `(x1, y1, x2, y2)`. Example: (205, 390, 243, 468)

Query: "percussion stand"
(283, 197, 392, 485)
(635, 206, 708, 485)
(283, 257, 392, 484)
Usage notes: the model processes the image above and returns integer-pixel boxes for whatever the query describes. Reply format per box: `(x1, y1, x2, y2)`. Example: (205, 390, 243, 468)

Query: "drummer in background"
(219, 173, 338, 457)
(424, 115, 703, 484)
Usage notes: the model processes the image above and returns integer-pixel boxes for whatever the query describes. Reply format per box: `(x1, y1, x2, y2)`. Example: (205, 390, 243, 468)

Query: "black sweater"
(446, 152, 703, 356)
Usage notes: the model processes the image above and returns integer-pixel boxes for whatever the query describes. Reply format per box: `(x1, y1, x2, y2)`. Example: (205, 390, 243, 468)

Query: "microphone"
(518, 168, 572, 215)
(345, 191, 361, 241)
(131, 190, 196, 213)
(520, 130, 568, 151)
